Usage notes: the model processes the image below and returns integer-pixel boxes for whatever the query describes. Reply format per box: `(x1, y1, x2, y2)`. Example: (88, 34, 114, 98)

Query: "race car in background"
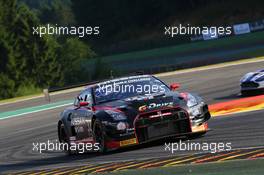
(58, 75, 211, 154)
(240, 69, 264, 96)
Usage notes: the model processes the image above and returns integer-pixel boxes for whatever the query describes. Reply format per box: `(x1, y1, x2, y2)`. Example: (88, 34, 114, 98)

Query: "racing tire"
(93, 119, 107, 153)
(59, 123, 78, 155)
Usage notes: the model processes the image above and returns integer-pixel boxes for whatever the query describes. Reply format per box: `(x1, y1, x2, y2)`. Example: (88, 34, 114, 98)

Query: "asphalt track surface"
(1, 61, 264, 173)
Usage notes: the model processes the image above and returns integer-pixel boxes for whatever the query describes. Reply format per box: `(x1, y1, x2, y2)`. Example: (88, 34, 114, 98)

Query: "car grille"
(241, 82, 259, 88)
(135, 108, 191, 143)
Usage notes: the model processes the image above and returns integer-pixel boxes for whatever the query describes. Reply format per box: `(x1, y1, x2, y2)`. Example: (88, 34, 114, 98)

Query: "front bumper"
(104, 122, 209, 151)
(240, 81, 262, 91)
(103, 107, 210, 150)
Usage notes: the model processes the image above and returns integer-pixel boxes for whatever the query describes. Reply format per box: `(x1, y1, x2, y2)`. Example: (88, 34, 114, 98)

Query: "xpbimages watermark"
(164, 24, 232, 37)
(32, 140, 99, 154)
(32, 24, 100, 37)
(164, 140, 232, 153)
(96, 82, 166, 95)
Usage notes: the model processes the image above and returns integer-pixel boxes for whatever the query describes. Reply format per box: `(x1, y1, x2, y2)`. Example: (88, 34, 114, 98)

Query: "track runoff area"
(1, 57, 264, 174)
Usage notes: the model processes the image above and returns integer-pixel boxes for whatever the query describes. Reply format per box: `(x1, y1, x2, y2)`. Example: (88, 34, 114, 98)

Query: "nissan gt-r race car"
(58, 75, 211, 154)
(240, 69, 264, 96)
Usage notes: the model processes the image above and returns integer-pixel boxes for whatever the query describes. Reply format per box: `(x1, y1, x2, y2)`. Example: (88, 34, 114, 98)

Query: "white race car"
(240, 69, 264, 96)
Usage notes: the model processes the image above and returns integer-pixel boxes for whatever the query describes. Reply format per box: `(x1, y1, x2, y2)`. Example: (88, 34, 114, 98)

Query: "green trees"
(0, 0, 95, 99)
(59, 38, 95, 84)
(0, 0, 63, 99)
(37, 0, 75, 25)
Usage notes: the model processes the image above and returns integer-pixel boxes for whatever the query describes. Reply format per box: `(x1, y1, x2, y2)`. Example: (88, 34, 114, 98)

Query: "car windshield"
(93, 76, 170, 104)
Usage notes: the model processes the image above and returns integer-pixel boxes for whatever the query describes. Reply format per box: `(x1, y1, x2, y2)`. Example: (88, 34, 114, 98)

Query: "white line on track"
(0, 103, 72, 120)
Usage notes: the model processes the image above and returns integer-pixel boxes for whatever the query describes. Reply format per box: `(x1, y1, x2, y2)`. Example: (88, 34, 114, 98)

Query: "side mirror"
(170, 83, 180, 91)
(79, 101, 89, 107)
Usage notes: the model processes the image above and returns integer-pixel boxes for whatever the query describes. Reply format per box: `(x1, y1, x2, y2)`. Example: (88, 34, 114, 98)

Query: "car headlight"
(187, 94, 198, 107)
(105, 110, 127, 121)
(116, 122, 127, 130)
(111, 113, 127, 120)
(189, 106, 201, 118)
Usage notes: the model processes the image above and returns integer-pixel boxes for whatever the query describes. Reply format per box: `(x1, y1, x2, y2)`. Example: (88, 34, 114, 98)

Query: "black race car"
(58, 75, 211, 154)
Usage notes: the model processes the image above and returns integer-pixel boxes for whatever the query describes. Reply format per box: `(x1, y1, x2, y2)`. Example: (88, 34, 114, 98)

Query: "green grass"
(99, 31, 264, 63)
(15, 83, 42, 97)
(99, 158, 264, 175)
(0, 84, 42, 103)
(0, 93, 43, 104)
